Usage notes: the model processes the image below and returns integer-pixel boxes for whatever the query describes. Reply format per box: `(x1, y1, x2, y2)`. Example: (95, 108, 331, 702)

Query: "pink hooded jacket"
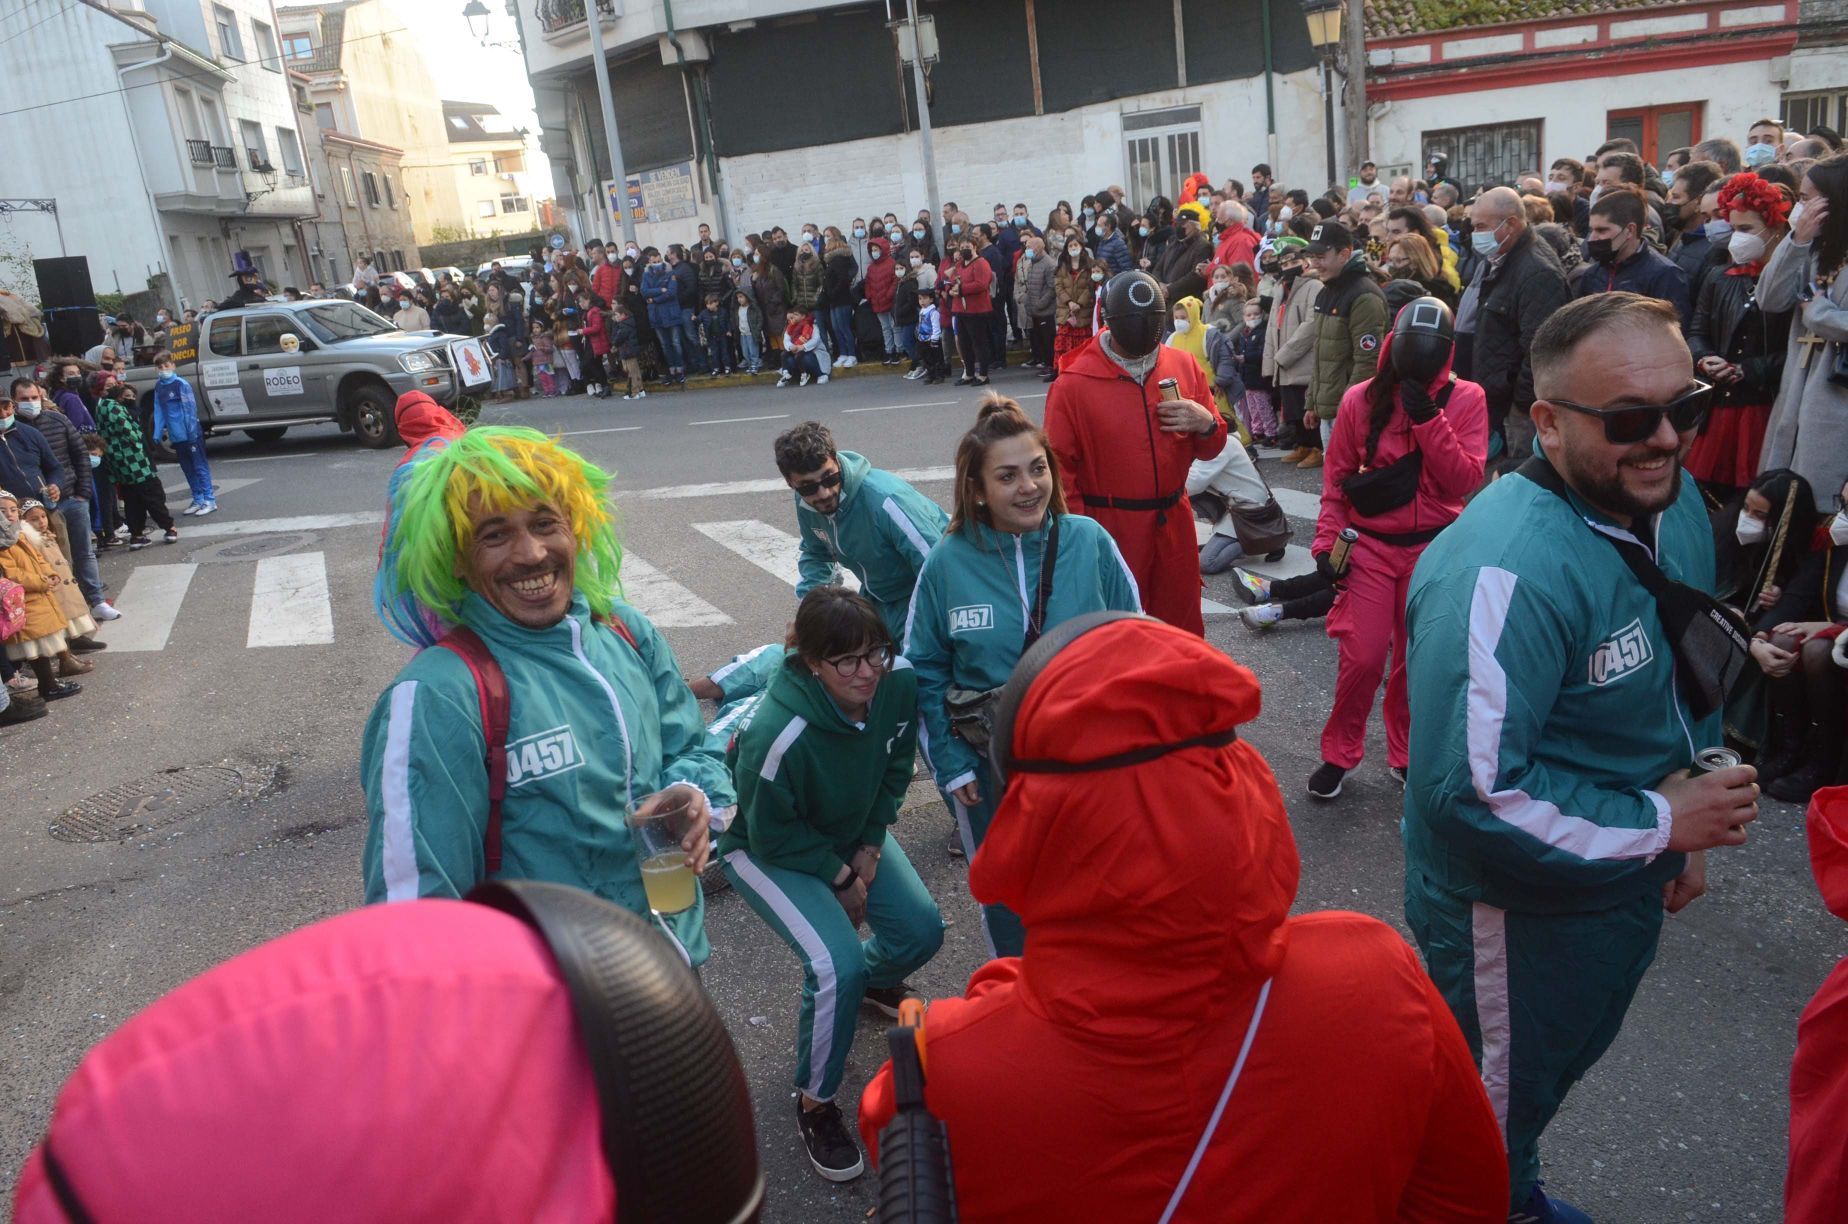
(13, 901, 613, 1222)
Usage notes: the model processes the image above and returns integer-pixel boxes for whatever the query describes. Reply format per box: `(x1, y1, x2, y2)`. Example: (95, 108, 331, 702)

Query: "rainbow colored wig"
(374, 427, 623, 646)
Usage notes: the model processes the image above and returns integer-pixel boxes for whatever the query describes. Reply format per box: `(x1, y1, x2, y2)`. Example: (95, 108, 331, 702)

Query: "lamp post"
(1303, 0, 1343, 190)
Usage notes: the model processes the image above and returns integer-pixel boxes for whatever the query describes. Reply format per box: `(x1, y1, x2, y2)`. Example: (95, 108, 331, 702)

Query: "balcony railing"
(186, 139, 214, 167)
(536, 0, 613, 35)
(212, 145, 236, 169)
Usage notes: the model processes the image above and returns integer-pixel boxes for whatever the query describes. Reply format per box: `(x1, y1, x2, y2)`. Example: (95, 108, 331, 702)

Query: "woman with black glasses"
(719, 585, 944, 1185)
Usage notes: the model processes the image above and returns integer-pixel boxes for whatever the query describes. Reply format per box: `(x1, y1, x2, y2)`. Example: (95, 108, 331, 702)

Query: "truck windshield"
(299, 302, 396, 343)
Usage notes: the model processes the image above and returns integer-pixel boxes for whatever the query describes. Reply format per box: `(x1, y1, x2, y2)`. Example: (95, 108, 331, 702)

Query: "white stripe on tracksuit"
(380, 681, 422, 902)
(1471, 901, 1512, 1140)
(724, 848, 840, 1102)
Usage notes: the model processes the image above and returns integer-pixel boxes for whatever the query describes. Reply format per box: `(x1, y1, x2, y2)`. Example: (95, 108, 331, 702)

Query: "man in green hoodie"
(361, 427, 730, 965)
(775, 421, 948, 645)
(1403, 294, 1760, 1223)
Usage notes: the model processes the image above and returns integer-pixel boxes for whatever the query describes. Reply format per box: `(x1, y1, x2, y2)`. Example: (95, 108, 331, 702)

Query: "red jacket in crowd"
(1045, 337, 1225, 634)
(591, 259, 622, 307)
(864, 236, 897, 313)
(858, 619, 1508, 1223)
(938, 250, 994, 314)
(1214, 223, 1261, 271)
(1312, 332, 1489, 554)
(1789, 785, 1848, 1223)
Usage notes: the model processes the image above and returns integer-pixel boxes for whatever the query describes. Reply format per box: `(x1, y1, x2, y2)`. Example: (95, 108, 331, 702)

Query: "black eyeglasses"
(1546, 382, 1713, 446)
(792, 470, 843, 498)
(822, 647, 892, 678)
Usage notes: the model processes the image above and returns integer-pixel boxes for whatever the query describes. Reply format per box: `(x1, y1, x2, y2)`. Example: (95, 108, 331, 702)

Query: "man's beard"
(1559, 441, 1683, 522)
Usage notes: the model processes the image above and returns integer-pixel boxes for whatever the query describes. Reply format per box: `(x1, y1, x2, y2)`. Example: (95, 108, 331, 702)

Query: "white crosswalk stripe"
(247, 553, 335, 648)
(693, 520, 861, 592)
(94, 563, 197, 652)
(619, 553, 734, 627)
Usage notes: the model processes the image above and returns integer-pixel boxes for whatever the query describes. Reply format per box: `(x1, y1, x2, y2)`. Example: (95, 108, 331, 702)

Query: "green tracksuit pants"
(724, 836, 944, 1102)
(1406, 873, 1664, 1208)
(948, 762, 1025, 959)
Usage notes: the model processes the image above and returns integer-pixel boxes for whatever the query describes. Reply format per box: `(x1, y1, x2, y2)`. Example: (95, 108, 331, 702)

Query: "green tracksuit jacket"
(794, 451, 947, 641)
(903, 513, 1142, 793)
(1403, 462, 1721, 913)
(360, 591, 730, 963)
(719, 654, 919, 883)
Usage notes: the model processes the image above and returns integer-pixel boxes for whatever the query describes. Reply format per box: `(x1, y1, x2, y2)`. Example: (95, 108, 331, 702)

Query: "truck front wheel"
(244, 427, 288, 445)
(348, 385, 398, 449)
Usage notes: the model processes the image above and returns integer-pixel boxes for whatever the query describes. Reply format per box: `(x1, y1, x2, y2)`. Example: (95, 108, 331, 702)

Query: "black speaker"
(35, 257, 103, 357)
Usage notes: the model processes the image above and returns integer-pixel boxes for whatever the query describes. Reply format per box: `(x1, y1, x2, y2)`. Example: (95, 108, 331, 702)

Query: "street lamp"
(1303, 0, 1343, 190)
(462, 0, 490, 40)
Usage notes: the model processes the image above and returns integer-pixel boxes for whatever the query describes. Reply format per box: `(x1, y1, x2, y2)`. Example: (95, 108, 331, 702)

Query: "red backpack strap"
(599, 610, 640, 651)
(435, 626, 511, 874)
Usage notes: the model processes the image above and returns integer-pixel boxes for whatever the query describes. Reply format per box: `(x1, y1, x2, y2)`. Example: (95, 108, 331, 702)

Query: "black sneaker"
(1306, 762, 1346, 800)
(38, 681, 82, 701)
(862, 982, 922, 1020)
(796, 1099, 864, 1182)
(1388, 765, 1407, 787)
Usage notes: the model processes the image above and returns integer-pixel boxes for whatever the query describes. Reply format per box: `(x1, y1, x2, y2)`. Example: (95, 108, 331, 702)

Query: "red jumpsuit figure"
(1788, 785, 1848, 1223)
(1308, 297, 1487, 799)
(1045, 271, 1227, 635)
(856, 616, 1509, 1222)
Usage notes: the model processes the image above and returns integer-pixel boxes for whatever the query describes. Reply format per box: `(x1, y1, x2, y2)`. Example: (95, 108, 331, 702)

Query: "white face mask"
(908, 255, 922, 267)
(1705, 219, 1733, 243)
(1728, 230, 1766, 265)
(1172, 318, 1192, 333)
(1833, 511, 1848, 547)
(1278, 207, 1294, 223)
(1090, 270, 1105, 283)
(1735, 514, 1767, 546)
(1789, 201, 1807, 229)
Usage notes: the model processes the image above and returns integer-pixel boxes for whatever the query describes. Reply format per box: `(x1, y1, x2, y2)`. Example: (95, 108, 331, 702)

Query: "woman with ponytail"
(1686, 172, 1794, 501)
(903, 396, 1141, 957)
(1303, 298, 1489, 801)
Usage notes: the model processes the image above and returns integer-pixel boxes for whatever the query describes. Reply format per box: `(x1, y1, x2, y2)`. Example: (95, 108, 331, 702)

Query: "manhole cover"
(50, 767, 246, 843)
(187, 533, 318, 564)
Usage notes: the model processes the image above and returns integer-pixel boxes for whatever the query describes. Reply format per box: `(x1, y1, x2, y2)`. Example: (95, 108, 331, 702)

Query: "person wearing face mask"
(590, 239, 622, 311)
(1725, 468, 1817, 625)
(1686, 173, 1795, 501)
(1052, 239, 1100, 369)
(1746, 476, 1848, 801)
(1744, 118, 1784, 170)
(893, 247, 935, 378)
(50, 363, 96, 431)
(862, 233, 902, 366)
(1575, 187, 1694, 328)
(1013, 235, 1057, 377)
(751, 242, 791, 362)
(1264, 237, 1323, 463)
(1665, 161, 1726, 294)
(1304, 222, 1389, 469)
(1461, 187, 1571, 472)
(938, 240, 994, 385)
(10, 378, 112, 605)
(1301, 298, 1487, 800)
(1046, 271, 1227, 636)
(1758, 151, 1848, 516)
(640, 249, 688, 386)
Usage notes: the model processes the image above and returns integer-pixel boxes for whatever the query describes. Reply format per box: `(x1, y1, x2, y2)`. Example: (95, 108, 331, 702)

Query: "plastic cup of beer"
(627, 787, 699, 915)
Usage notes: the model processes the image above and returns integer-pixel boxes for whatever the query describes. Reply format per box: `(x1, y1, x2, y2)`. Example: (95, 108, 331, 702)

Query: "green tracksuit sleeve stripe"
(876, 494, 936, 569)
(363, 677, 490, 902)
(1428, 565, 1671, 886)
(741, 715, 851, 883)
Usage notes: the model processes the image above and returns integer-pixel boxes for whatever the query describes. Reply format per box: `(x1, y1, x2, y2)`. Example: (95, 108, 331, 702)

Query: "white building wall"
(1784, 45, 1848, 93)
(578, 69, 1327, 248)
(1368, 59, 1785, 173)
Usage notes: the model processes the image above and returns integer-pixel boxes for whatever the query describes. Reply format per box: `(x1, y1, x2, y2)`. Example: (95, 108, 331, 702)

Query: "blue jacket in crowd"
(1097, 230, 1133, 275)
(641, 261, 681, 330)
(0, 419, 61, 502)
(1573, 245, 1693, 330)
(151, 373, 204, 445)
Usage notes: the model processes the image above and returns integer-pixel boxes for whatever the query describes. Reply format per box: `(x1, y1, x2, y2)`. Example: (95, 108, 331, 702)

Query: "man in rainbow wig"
(361, 426, 730, 963)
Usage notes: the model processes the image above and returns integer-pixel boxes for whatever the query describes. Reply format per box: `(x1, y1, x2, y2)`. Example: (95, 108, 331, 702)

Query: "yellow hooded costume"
(1166, 296, 1250, 445)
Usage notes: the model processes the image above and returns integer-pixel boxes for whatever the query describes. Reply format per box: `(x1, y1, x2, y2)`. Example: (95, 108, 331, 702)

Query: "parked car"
(476, 255, 534, 285)
(120, 299, 464, 448)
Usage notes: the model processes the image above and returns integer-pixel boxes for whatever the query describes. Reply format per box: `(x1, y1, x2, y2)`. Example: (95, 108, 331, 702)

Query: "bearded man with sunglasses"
(775, 420, 948, 645)
(1402, 293, 1761, 1224)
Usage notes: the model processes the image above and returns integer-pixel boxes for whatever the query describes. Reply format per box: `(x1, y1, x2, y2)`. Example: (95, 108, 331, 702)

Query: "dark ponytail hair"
(1360, 360, 1402, 469)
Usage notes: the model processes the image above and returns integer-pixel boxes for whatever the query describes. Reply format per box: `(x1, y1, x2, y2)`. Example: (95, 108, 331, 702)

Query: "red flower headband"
(1716, 173, 1792, 229)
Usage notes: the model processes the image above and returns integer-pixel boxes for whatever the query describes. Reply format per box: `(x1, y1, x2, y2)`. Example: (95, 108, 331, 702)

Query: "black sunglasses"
(792, 470, 844, 498)
(1547, 381, 1713, 446)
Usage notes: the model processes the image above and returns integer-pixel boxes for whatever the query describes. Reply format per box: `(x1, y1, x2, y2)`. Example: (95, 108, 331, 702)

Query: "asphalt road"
(1, 365, 1839, 1221)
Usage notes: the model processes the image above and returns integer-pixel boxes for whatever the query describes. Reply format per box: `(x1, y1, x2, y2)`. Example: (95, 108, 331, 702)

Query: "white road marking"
(1011, 391, 1048, 400)
(560, 426, 644, 437)
(182, 510, 384, 539)
(1203, 597, 1238, 616)
(1272, 486, 1321, 520)
(247, 552, 335, 648)
(94, 564, 197, 652)
(618, 553, 734, 627)
(1239, 545, 1318, 580)
(218, 452, 323, 464)
(693, 520, 859, 592)
(689, 414, 789, 426)
(632, 466, 956, 501)
(162, 476, 262, 500)
(842, 399, 957, 414)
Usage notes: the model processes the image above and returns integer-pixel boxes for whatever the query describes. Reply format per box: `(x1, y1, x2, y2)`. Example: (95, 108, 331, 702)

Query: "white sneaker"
(799, 372, 812, 387)
(635, 389, 646, 399)
(904, 367, 926, 380)
(182, 501, 203, 516)
(838, 355, 857, 368)
(1239, 603, 1283, 631)
(817, 374, 829, 384)
(194, 502, 217, 517)
(90, 601, 121, 622)
(777, 371, 792, 387)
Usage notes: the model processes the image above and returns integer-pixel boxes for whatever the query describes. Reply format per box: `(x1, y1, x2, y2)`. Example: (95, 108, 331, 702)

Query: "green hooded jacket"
(360, 591, 729, 963)
(719, 654, 919, 884)
(794, 451, 947, 640)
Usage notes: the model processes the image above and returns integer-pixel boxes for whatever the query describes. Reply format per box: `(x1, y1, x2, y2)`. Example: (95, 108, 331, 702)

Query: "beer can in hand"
(1328, 527, 1360, 577)
(1157, 377, 1181, 402)
(1688, 747, 1741, 777)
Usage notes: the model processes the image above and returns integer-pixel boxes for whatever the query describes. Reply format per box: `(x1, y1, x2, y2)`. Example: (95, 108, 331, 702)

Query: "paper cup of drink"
(627, 788, 698, 915)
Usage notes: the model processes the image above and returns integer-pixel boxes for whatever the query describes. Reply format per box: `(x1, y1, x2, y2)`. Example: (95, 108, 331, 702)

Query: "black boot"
(1757, 711, 1806, 784)
(1767, 723, 1842, 805)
